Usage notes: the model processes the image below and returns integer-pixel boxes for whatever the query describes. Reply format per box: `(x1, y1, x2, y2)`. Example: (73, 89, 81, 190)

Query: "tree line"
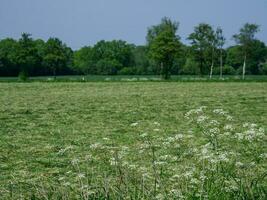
(0, 17, 267, 79)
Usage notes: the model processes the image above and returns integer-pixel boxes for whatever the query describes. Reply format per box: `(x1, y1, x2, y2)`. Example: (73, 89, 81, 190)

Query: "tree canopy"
(0, 20, 266, 78)
(147, 17, 181, 79)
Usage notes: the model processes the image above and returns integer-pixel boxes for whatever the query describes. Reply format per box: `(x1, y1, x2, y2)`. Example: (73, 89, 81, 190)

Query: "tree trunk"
(200, 53, 204, 76)
(161, 62, 171, 80)
(209, 48, 214, 79)
(220, 49, 223, 79)
(242, 54, 246, 80)
(209, 62, 214, 79)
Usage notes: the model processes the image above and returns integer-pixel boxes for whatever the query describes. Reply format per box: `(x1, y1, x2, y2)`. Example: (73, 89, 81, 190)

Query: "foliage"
(147, 17, 181, 79)
(213, 65, 236, 75)
(96, 59, 122, 75)
(233, 23, 260, 78)
(226, 46, 243, 70)
(188, 24, 215, 75)
(0, 22, 266, 77)
(18, 70, 28, 81)
(132, 46, 151, 75)
(259, 62, 267, 75)
(43, 38, 71, 77)
(0, 38, 19, 76)
(16, 33, 40, 76)
(73, 46, 94, 74)
(180, 58, 200, 75)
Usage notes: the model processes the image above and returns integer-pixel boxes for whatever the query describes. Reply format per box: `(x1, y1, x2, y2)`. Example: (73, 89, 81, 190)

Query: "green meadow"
(0, 82, 266, 199)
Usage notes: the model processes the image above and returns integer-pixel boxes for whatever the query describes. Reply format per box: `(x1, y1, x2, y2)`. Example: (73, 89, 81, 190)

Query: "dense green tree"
(226, 40, 266, 75)
(96, 59, 122, 75)
(146, 17, 179, 45)
(233, 23, 260, 79)
(0, 21, 266, 77)
(0, 38, 19, 76)
(32, 39, 46, 75)
(16, 33, 40, 78)
(246, 40, 267, 74)
(260, 62, 267, 75)
(188, 23, 215, 76)
(172, 44, 188, 75)
(91, 40, 134, 75)
(226, 46, 243, 70)
(132, 45, 151, 74)
(215, 27, 226, 78)
(43, 38, 71, 77)
(73, 46, 94, 74)
(180, 58, 200, 75)
(147, 17, 181, 79)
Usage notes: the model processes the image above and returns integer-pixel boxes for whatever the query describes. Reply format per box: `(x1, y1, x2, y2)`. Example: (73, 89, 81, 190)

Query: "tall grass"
(2, 107, 266, 199)
(0, 82, 266, 199)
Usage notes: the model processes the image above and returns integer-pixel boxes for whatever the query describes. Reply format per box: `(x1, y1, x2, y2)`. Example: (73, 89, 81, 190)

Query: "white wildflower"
(153, 122, 160, 126)
(58, 177, 65, 181)
(85, 154, 93, 161)
(166, 137, 175, 142)
(159, 155, 171, 161)
(235, 161, 244, 167)
(190, 178, 200, 185)
(109, 157, 116, 166)
(140, 133, 148, 138)
(183, 171, 193, 178)
(197, 115, 208, 123)
(77, 173, 85, 179)
(71, 158, 79, 165)
(218, 153, 229, 162)
(155, 161, 167, 166)
(213, 108, 227, 115)
(57, 145, 73, 155)
(259, 153, 267, 159)
(174, 134, 184, 140)
(90, 143, 103, 150)
(224, 124, 234, 131)
(243, 123, 250, 128)
(172, 174, 180, 179)
(155, 194, 164, 200)
(209, 128, 220, 135)
(130, 122, 138, 127)
(226, 115, 233, 121)
(169, 189, 183, 198)
(210, 120, 219, 125)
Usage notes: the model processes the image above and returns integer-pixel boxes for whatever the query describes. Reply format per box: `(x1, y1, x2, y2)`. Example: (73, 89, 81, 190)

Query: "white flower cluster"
(236, 124, 265, 141)
(185, 106, 207, 119)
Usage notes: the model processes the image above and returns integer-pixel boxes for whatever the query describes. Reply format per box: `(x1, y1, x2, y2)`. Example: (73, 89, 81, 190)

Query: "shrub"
(18, 71, 28, 81)
(118, 67, 137, 75)
(180, 58, 200, 75)
(214, 65, 236, 75)
(96, 59, 122, 75)
(259, 62, 267, 75)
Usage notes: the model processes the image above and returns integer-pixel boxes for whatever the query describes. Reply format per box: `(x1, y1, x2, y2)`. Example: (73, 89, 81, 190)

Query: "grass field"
(0, 82, 266, 199)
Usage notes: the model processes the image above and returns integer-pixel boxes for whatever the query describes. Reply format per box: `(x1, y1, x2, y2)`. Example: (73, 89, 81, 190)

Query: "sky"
(0, 0, 267, 49)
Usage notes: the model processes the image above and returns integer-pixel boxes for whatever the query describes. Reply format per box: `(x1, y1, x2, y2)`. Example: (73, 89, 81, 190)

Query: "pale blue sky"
(1, 0, 266, 49)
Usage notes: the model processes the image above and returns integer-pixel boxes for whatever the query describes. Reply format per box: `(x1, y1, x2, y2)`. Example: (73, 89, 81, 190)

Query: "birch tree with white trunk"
(209, 32, 216, 79)
(233, 23, 260, 80)
(215, 27, 226, 79)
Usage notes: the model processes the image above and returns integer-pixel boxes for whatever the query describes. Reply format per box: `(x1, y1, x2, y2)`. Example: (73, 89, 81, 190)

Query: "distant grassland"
(0, 75, 267, 82)
(0, 82, 266, 199)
